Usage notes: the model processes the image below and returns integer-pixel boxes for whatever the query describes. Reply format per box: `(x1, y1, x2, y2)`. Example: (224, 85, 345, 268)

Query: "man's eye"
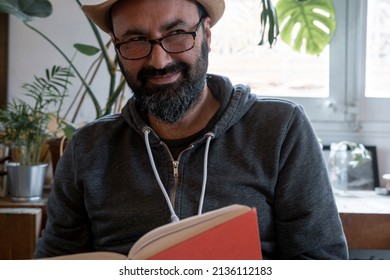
(129, 36, 148, 42)
(169, 29, 187, 35)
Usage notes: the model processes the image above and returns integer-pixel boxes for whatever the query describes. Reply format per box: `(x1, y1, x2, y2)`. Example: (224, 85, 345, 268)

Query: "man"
(34, 0, 348, 259)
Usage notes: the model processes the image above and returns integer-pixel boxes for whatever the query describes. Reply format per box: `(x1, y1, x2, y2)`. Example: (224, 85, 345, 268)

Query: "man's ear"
(203, 17, 212, 52)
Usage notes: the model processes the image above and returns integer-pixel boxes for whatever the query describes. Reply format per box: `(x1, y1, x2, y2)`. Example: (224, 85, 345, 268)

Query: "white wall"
(7, 0, 390, 186)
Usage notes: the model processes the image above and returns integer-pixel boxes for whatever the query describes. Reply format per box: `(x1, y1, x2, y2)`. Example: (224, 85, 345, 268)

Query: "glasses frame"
(115, 17, 204, 60)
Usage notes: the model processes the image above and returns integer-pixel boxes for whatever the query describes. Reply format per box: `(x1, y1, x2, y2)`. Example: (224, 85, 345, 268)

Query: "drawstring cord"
(143, 127, 214, 223)
(198, 133, 213, 215)
(143, 128, 179, 223)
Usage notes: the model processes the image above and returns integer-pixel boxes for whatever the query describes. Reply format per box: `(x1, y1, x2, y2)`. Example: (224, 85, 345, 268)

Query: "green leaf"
(74, 43, 100, 56)
(276, 0, 336, 55)
(259, 0, 279, 47)
(0, 0, 52, 22)
(60, 120, 77, 140)
(0, 0, 30, 21)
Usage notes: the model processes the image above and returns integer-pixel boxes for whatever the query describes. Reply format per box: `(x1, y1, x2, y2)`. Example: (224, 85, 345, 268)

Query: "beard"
(119, 39, 209, 124)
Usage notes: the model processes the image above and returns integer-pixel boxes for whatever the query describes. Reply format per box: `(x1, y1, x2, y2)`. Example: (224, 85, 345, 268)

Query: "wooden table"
(335, 190, 390, 250)
(0, 208, 42, 259)
(0, 189, 49, 229)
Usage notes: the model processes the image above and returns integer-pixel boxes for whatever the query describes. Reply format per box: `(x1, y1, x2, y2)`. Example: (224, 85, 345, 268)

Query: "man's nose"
(147, 44, 173, 69)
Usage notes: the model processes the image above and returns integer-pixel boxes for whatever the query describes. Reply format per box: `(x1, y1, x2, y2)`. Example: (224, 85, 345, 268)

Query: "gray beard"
(139, 72, 206, 124)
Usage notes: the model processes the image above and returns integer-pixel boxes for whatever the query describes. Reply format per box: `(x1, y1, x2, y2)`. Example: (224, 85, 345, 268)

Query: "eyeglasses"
(115, 17, 204, 60)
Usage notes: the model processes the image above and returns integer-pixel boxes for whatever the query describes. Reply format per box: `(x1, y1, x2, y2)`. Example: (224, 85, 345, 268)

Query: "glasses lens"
(118, 32, 196, 59)
(162, 33, 195, 53)
(119, 41, 151, 60)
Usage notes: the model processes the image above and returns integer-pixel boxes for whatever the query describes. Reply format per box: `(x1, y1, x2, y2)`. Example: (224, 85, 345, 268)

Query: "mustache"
(138, 62, 189, 82)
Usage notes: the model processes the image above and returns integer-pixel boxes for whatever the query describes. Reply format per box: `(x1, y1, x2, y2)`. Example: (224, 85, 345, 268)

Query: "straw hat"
(82, 0, 225, 33)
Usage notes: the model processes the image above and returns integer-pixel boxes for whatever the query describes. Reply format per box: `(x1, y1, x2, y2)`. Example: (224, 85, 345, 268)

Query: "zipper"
(172, 160, 179, 178)
(160, 141, 194, 208)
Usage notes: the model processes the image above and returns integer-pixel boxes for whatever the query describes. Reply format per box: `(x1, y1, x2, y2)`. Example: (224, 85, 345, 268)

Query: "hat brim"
(82, 0, 225, 34)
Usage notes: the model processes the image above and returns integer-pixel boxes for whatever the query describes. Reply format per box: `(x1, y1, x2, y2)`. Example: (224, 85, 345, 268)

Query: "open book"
(47, 204, 262, 260)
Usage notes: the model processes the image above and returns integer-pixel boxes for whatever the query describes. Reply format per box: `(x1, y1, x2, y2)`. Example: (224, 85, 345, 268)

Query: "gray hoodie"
(34, 74, 348, 260)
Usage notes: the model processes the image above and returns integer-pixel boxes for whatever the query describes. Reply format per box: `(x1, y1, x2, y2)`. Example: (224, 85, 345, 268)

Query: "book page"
(44, 251, 127, 260)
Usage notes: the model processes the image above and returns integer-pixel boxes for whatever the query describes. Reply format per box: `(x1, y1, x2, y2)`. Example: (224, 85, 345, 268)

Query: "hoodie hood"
(121, 74, 257, 143)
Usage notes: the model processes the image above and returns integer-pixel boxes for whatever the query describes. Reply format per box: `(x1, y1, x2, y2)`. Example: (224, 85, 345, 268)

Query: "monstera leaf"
(276, 0, 336, 55)
(0, 0, 52, 22)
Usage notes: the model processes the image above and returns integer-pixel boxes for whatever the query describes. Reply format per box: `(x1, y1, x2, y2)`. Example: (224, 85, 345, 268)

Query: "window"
(208, 0, 329, 99)
(208, 0, 390, 132)
(365, 0, 390, 98)
(355, 0, 390, 126)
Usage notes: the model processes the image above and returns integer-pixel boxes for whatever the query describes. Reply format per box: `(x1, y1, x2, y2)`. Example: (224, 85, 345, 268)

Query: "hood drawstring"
(143, 128, 179, 223)
(143, 127, 214, 223)
(198, 132, 214, 215)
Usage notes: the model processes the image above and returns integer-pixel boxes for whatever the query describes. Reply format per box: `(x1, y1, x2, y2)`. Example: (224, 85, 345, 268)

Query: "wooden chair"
(0, 208, 42, 259)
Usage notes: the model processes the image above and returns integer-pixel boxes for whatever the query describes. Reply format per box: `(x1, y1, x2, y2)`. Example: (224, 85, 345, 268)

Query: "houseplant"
(1, 0, 128, 171)
(0, 65, 74, 201)
(0, 0, 126, 137)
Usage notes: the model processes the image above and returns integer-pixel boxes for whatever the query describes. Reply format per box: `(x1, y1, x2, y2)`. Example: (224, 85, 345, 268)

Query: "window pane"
(208, 0, 329, 98)
(365, 0, 390, 98)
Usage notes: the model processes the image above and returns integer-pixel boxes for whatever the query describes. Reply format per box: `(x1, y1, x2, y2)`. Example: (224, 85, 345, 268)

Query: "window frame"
(303, 0, 390, 133)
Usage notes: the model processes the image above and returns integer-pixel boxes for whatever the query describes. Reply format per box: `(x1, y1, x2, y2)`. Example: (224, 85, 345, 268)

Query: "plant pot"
(6, 162, 48, 202)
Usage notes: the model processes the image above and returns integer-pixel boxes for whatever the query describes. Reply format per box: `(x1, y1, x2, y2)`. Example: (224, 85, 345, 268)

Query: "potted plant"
(0, 65, 73, 201)
(1, 0, 128, 171)
(0, 0, 126, 132)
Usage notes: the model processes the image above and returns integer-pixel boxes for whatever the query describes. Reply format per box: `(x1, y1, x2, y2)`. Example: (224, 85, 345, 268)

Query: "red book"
(47, 205, 262, 260)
